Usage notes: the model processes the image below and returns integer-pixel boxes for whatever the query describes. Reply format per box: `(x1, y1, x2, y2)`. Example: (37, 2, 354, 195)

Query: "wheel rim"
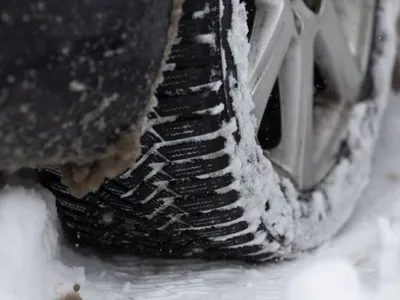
(248, 0, 376, 189)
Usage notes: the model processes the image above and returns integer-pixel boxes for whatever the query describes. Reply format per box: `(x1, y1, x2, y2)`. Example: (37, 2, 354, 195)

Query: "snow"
(193, 3, 211, 19)
(68, 81, 87, 93)
(0, 0, 399, 299)
(0, 188, 84, 300)
(0, 188, 52, 300)
(4, 144, 400, 300)
(284, 258, 365, 300)
(227, 0, 294, 255)
(195, 33, 216, 49)
(1, 94, 400, 299)
(284, 218, 400, 300)
(225, 0, 400, 255)
(283, 96, 400, 300)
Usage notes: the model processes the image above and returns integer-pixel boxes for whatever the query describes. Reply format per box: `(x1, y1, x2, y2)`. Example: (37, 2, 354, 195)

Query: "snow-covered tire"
(37, 0, 399, 261)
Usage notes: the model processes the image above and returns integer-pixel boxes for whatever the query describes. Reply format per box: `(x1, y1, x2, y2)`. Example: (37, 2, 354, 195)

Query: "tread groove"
(37, 0, 269, 261)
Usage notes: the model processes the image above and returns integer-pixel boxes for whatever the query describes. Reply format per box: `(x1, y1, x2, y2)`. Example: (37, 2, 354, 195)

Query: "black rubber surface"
(37, 0, 277, 261)
(0, 0, 173, 170)
(37, 0, 381, 262)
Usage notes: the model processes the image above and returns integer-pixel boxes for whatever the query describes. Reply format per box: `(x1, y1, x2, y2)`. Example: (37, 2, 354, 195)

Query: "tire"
(37, 0, 398, 262)
(0, 0, 174, 171)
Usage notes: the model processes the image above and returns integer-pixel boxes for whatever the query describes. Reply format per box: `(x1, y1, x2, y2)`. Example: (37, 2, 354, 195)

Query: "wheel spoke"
(356, 1, 375, 69)
(331, 0, 375, 70)
(269, 30, 315, 189)
(249, 0, 296, 127)
(316, 0, 362, 103)
(251, 0, 376, 189)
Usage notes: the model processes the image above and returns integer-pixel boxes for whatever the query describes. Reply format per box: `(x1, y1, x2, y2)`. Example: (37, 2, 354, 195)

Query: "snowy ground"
(0, 1, 399, 296)
(0, 92, 399, 300)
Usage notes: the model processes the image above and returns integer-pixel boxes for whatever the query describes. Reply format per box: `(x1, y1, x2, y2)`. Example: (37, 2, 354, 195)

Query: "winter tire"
(38, 0, 399, 261)
(0, 0, 175, 172)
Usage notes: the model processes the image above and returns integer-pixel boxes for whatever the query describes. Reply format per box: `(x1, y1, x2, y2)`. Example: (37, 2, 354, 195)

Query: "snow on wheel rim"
(248, 0, 376, 190)
(227, 0, 399, 256)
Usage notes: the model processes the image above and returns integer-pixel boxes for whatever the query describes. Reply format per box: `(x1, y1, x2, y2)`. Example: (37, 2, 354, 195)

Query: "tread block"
(180, 0, 219, 18)
(37, 0, 274, 262)
(159, 68, 218, 91)
(167, 173, 234, 196)
(162, 154, 230, 178)
(157, 137, 226, 161)
(217, 245, 264, 257)
(155, 89, 223, 117)
(174, 190, 240, 212)
(153, 114, 224, 141)
(168, 44, 218, 69)
(207, 232, 256, 248)
(181, 207, 244, 227)
(140, 131, 163, 145)
(184, 221, 248, 238)
(178, 13, 217, 37)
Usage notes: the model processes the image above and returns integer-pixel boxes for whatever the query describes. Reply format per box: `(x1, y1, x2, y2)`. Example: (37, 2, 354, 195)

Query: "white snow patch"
(193, 3, 211, 19)
(284, 258, 365, 300)
(69, 80, 87, 92)
(0, 188, 85, 300)
(190, 80, 222, 92)
(163, 63, 176, 71)
(0, 188, 54, 300)
(195, 33, 216, 49)
(284, 217, 400, 300)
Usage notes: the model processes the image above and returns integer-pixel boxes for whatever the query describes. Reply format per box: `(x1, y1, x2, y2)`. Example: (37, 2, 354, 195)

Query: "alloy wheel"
(248, 0, 376, 189)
